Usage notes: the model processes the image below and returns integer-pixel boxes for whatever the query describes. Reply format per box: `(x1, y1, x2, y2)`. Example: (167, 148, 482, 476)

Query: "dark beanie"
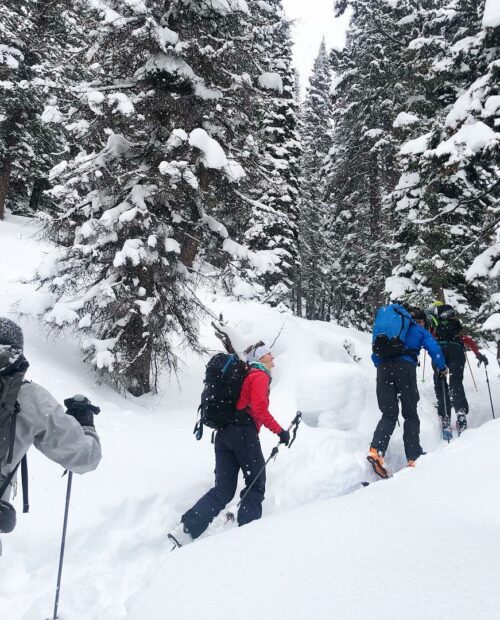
(0, 318, 24, 350)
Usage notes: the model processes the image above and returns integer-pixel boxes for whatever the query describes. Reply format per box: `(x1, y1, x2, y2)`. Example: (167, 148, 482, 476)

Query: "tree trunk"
(180, 169, 208, 268)
(123, 313, 152, 396)
(0, 165, 11, 221)
(29, 177, 51, 212)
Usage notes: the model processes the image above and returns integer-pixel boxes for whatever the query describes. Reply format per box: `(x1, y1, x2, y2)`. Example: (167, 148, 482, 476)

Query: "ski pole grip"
(287, 411, 302, 431)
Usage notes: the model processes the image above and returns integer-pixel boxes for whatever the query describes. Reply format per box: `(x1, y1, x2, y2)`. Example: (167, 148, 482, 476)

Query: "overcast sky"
(282, 0, 350, 91)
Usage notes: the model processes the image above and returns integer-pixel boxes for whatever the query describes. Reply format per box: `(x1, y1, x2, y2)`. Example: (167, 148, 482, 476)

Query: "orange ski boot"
(367, 447, 389, 479)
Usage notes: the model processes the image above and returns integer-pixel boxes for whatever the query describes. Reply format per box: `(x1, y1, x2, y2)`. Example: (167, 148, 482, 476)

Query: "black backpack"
(194, 353, 248, 440)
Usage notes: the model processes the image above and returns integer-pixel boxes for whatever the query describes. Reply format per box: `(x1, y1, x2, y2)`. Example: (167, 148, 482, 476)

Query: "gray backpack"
(0, 346, 29, 467)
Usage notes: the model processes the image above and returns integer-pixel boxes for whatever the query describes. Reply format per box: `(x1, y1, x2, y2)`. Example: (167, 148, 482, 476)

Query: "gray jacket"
(0, 382, 102, 502)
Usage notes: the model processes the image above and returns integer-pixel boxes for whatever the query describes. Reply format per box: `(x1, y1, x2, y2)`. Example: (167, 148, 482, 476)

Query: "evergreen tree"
(324, 0, 419, 329)
(389, 0, 500, 326)
(244, 0, 302, 311)
(298, 39, 333, 320)
(0, 0, 84, 218)
(37, 0, 264, 395)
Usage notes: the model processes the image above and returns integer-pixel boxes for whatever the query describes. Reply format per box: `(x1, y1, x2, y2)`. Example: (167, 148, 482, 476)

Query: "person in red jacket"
(168, 342, 289, 547)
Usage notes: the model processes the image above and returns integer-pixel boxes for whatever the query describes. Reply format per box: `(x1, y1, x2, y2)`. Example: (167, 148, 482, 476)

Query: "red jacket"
(236, 369, 282, 434)
(461, 335, 480, 355)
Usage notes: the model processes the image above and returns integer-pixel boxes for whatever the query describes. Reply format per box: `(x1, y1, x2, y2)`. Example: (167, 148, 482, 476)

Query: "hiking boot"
(457, 412, 467, 435)
(367, 447, 389, 479)
(168, 523, 193, 550)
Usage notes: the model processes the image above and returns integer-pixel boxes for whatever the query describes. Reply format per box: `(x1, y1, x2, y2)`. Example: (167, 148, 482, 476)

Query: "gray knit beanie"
(0, 318, 24, 350)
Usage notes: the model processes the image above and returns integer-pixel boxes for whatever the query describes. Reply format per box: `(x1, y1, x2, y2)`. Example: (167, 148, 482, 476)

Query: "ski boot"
(367, 447, 389, 479)
(441, 417, 453, 443)
(168, 523, 194, 550)
(456, 411, 467, 436)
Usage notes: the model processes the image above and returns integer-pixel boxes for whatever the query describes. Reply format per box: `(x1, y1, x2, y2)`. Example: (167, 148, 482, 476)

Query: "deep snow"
(0, 214, 499, 620)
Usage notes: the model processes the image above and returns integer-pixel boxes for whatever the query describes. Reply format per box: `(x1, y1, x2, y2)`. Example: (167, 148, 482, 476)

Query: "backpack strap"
(21, 454, 29, 513)
(6, 402, 20, 465)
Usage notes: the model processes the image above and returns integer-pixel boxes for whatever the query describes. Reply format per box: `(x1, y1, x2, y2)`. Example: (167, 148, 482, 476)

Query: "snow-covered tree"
(244, 0, 302, 311)
(37, 0, 271, 396)
(388, 0, 500, 327)
(324, 0, 419, 328)
(298, 39, 333, 319)
(0, 0, 84, 218)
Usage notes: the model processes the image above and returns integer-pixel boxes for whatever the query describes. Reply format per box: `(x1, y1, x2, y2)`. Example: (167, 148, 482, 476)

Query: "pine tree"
(324, 0, 419, 329)
(37, 0, 263, 395)
(298, 39, 333, 319)
(244, 0, 302, 311)
(0, 0, 84, 218)
(389, 0, 500, 326)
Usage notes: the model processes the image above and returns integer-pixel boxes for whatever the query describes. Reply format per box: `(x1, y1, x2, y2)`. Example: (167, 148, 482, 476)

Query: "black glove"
(279, 429, 290, 446)
(477, 353, 488, 367)
(64, 394, 100, 428)
(0, 500, 16, 533)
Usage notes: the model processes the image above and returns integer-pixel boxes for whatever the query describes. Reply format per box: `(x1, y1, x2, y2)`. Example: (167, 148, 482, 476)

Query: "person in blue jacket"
(367, 307, 448, 478)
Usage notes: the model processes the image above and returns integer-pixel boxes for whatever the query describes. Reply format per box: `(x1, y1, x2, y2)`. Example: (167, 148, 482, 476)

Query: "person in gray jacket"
(0, 317, 102, 552)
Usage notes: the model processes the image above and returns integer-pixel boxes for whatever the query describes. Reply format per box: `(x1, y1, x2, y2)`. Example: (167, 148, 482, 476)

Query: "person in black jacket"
(429, 303, 488, 436)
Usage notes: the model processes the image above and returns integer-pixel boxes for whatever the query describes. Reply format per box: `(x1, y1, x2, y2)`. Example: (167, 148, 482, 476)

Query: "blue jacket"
(372, 323, 446, 370)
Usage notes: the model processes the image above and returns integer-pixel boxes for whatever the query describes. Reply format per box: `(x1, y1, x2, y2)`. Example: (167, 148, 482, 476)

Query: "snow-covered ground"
(0, 214, 499, 619)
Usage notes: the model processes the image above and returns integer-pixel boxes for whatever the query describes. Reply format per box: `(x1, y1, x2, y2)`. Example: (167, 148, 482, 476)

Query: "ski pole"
(441, 375, 451, 443)
(466, 354, 478, 392)
(421, 350, 427, 383)
(484, 367, 496, 420)
(52, 471, 73, 620)
(226, 412, 302, 521)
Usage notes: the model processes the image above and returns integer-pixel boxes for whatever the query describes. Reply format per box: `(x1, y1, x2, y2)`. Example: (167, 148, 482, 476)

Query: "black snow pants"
(371, 359, 423, 461)
(433, 342, 468, 418)
(182, 423, 266, 539)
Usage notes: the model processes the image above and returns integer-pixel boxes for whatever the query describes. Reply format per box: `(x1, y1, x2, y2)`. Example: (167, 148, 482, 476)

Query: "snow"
(430, 121, 498, 163)
(395, 172, 420, 190)
(204, 0, 250, 15)
(189, 128, 227, 169)
(113, 238, 145, 267)
(484, 95, 500, 118)
(400, 132, 431, 155)
(164, 238, 181, 254)
(467, 243, 500, 280)
(48, 160, 68, 180)
(385, 275, 417, 299)
(189, 128, 246, 182)
(86, 90, 105, 115)
(483, 0, 500, 29)
(482, 313, 500, 332)
(0, 44, 22, 69)
(157, 26, 179, 47)
(41, 105, 63, 124)
(392, 111, 419, 128)
(107, 92, 135, 116)
(258, 72, 284, 93)
(0, 215, 499, 619)
(445, 75, 489, 128)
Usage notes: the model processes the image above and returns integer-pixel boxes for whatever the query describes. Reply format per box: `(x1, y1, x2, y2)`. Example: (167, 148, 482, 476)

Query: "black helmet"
(410, 308, 426, 323)
(436, 304, 456, 320)
(0, 500, 17, 533)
